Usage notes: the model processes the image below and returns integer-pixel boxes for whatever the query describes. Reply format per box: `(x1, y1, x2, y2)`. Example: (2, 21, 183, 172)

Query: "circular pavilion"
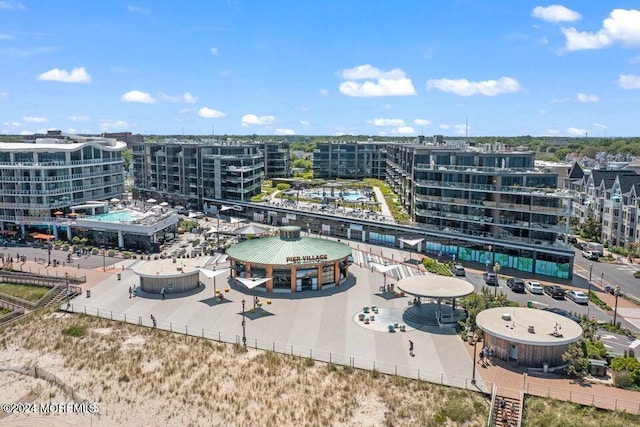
(133, 257, 203, 295)
(476, 307, 583, 368)
(226, 226, 351, 293)
(397, 275, 475, 328)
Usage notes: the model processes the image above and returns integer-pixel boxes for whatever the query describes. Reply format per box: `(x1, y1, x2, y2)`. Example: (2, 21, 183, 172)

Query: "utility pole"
(241, 299, 247, 351)
(613, 285, 621, 326)
(587, 263, 593, 318)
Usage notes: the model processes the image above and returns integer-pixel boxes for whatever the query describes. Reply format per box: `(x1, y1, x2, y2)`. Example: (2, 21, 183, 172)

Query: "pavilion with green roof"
(226, 226, 352, 293)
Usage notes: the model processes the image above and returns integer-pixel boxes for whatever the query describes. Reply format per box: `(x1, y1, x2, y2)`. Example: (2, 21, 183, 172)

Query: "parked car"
(450, 264, 466, 276)
(567, 235, 578, 244)
(566, 290, 589, 304)
(525, 281, 544, 295)
(543, 307, 581, 323)
(544, 285, 565, 299)
(506, 277, 525, 293)
(574, 242, 586, 250)
(483, 272, 497, 285)
(582, 250, 599, 261)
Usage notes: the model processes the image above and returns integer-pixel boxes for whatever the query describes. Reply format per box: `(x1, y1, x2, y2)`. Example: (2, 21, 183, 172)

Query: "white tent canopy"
(236, 277, 271, 289)
(205, 227, 219, 234)
(370, 262, 401, 273)
(198, 267, 228, 279)
(229, 217, 245, 224)
(146, 198, 157, 203)
(399, 238, 424, 247)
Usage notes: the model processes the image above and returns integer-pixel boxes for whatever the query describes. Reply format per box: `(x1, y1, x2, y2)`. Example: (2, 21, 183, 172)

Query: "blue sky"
(1, 1, 639, 137)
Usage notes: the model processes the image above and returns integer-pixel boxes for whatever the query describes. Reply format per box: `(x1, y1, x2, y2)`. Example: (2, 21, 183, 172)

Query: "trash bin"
(117, 273, 121, 281)
(527, 301, 533, 308)
(86, 289, 91, 298)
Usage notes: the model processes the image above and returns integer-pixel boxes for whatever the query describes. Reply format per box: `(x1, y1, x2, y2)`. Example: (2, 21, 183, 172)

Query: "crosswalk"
(352, 250, 425, 281)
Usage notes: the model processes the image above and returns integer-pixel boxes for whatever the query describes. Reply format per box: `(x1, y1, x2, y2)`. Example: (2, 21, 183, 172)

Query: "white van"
(586, 242, 604, 256)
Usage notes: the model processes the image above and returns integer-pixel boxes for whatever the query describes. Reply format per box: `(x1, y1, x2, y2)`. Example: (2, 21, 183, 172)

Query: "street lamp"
(587, 263, 593, 318)
(471, 332, 478, 385)
(213, 266, 217, 295)
(486, 245, 493, 272)
(102, 247, 106, 271)
(241, 299, 247, 351)
(493, 262, 501, 298)
(613, 285, 621, 326)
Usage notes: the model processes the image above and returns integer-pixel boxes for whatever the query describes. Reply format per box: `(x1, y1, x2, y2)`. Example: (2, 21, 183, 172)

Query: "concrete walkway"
(372, 186, 394, 220)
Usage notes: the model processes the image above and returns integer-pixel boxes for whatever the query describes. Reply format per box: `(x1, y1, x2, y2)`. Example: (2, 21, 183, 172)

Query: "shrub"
(61, 325, 86, 337)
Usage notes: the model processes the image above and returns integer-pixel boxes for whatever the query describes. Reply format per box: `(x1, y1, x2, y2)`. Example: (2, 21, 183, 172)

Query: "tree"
(121, 148, 133, 172)
(562, 342, 589, 378)
(579, 218, 602, 242)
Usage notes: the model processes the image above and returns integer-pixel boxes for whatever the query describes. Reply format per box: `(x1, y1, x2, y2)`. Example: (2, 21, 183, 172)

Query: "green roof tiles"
(226, 235, 351, 265)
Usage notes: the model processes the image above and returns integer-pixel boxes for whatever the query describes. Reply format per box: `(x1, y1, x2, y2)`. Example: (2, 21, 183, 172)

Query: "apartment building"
(312, 141, 387, 179)
(259, 141, 291, 178)
(570, 166, 640, 247)
(130, 140, 263, 209)
(0, 130, 125, 238)
(386, 143, 573, 278)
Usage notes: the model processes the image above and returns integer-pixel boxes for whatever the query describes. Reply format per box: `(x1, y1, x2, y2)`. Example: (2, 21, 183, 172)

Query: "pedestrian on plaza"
(489, 347, 494, 365)
(151, 314, 156, 328)
(409, 340, 414, 356)
(161, 287, 165, 300)
(128, 286, 132, 298)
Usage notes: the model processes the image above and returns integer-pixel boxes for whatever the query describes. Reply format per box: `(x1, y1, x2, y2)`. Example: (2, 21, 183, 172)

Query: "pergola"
(397, 275, 474, 327)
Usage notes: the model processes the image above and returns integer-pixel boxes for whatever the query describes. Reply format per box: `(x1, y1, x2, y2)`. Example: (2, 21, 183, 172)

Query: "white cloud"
(23, 116, 47, 123)
(0, 1, 25, 10)
(275, 128, 295, 135)
(241, 114, 275, 126)
(127, 5, 150, 13)
(158, 92, 198, 103)
(453, 124, 469, 135)
(198, 107, 226, 119)
(0, 34, 13, 40)
(121, 90, 156, 103)
(576, 93, 598, 103)
(3, 121, 21, 127)
(299, 120, 310, 126)
(210, 47, 218, 55)
(439, 124, 450, 129)
(593, 123, 607, 130)
(368, 118, 405, 127)
(339, 64, 416, 97)
(414, 118, 431, 126)
(393, 126, 415, 135)
(37, 67, 91, 83)
(179, 107, 193, 114)
(531, 5, 581, 22)
(20, 130, 33, 135)
(546, 129, 560, 135)
(0, 91, 7, 100)
(383, 103, 392, 110)
(630, 55, 640, 64)
(100, 120, 129, 131)
(618, 74, 640, 89)
(562, 9, 640, 51)
(426, 77, 522, 96)
(566, 127, 588, 136)
(68, 115, 90, 122)
(319, 88, 329, 96)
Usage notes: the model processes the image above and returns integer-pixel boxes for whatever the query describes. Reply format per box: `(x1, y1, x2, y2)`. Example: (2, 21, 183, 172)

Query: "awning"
(236, 277, 271, 289)
(370, 262, 401, 273)
(68, 212, 78, 217)
(110, 198, 121, 203)
(146, 198, 157, 203)
(198, 268, 228, 279)
(30, 233, 55, 240)
(399, 238, 424, 247)
(54, 211, 64, 215)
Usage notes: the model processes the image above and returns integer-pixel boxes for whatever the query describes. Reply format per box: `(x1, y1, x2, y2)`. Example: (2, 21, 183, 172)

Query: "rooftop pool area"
(85, 210, 142, 223)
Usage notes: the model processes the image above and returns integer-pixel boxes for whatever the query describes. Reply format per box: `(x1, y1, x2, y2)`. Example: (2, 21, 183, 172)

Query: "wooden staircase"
(491, 394, 521, 427)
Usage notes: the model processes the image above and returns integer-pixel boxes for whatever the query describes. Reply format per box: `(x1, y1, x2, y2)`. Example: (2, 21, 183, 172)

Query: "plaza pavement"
(62, 243, 487, 393)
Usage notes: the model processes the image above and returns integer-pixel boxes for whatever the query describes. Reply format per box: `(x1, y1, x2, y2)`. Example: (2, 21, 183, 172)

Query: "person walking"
(408, 340, 414, 357)
(161, 287, 165, 300)
(151, 314, 156, 328)
(128, 286, 132, 298)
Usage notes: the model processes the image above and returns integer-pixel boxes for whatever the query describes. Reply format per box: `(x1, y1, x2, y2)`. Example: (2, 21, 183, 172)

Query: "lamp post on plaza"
(587, 263, 593, 318)
(102, 247, 106, 271)
(471, 332, 478, 385)
(241, 299, 247, 351)
(493, 262, 501, 298)
(613, 285, 621, 326)
(486, 245, 492, 273)
(65, 272, 70, 310)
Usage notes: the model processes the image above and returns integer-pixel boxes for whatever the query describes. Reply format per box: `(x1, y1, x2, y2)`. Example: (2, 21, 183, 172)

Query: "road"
(573, 247, 640, 300)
